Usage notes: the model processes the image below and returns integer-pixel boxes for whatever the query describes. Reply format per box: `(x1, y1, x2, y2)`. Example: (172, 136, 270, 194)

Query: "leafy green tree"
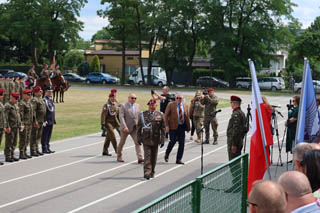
(64, 50, 85, 70)
(91, 28, 112, 42)
(71, 38, 92, 50)
(90, 55, 100, 72)
(78, 61, 90, 76)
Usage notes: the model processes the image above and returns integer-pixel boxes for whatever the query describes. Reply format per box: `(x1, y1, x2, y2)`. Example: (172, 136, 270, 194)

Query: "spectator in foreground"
(300, 150, 320, 193)
(248, 180, 286, 213)
(293, 142, 313, 172)
(278, 171, 319, 213)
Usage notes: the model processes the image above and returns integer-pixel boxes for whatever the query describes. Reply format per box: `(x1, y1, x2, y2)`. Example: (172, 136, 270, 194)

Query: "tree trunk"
(121, 26, 126, 85)
(135, 4, 145, 85)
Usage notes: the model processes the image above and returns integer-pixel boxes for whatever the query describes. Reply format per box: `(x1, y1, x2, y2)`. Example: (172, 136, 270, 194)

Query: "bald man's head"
(278, 171, 312, 197)
(248, 180, 286, 213)
(310, 143, 320, 150)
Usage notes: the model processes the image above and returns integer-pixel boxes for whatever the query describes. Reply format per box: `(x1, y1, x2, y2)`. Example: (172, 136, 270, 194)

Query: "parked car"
(137, 75, 168, 86)
(63, 73, 85, 82)
(236, 77, 251, 89)
(86, 72, 120, 84)
(294, 80, 320, 93)
(0, 69, 15, 77)
(196, 76, 229, 88)
(4, 71, 20, 78)
(257, 77, 285, 91)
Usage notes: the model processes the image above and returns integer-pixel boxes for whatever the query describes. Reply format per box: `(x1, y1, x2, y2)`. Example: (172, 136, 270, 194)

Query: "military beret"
(208, 88, 214, 92)
(0, 88, 5, 95)
(33, 86, 42, 93)
(23, 89, 32, 94)
(109, 93, 115, 98)
(147, 98, 157, 105)
(111, 88, 117, 93)
(11, 92, 20, 99)
(231, 95, 242, 102)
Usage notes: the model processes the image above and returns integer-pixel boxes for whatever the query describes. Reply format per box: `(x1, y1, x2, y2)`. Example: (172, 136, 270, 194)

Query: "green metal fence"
(133, 153, 249, 213)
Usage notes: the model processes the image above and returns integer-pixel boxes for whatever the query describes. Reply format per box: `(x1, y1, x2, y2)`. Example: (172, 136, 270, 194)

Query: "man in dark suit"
(41, 86, 56, 154)
(164, 93, 190, 164)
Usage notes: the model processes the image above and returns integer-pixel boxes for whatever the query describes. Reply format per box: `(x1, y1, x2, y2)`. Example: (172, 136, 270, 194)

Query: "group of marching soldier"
(100, 86, 246, 180)
(0, 84, 55, 165)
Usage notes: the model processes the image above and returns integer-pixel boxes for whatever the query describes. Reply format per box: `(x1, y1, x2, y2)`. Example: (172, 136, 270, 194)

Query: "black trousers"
(190, 117, 195, 136)
(41, 125, 53, 151)
(165, 124, 186, 161)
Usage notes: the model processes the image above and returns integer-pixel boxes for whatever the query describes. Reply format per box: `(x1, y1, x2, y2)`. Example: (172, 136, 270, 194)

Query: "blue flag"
(296, 61, 320, 143)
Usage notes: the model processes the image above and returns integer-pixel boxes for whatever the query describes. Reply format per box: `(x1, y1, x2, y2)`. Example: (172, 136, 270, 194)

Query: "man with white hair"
(278, 171, 320, 213)
(293, 143, 313, 172)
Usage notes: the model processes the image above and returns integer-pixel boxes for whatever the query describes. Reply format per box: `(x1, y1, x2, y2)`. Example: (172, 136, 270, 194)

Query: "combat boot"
(12, 156, 19, 161)
(5, 158, 14, 163)
(19, 153, 27, 160)
(203, 139, 209, 144)
(31, 152, 39, 157)
(213, 137, 218, 145)
(25, 154, 32, 158)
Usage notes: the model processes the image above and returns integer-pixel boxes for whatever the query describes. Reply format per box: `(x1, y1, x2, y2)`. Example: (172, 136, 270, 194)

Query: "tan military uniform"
(14, 80, 20, 93)
(101, 99, 120, 155)
(3, 80, 11, 103)
(4, 102, 21, 160)
(200, 95, 219, 143)
(19, 81, 26, 98)
(189, 96, 205, 142)
(137, 110, 165, 178)
(19, 98, 35, 157)
(0, 102, 7, 147)
(227, 107, 246, 160)
(30, 96, 46, 154)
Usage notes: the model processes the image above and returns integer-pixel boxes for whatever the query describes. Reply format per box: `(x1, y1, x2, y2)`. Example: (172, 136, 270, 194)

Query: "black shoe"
(37, 151, 44, 156)
(25, 154, 32, 158)
(102, 152, 112, 156)
(144, 174, 150, 180)
(176, 160, 184, 165)
(31, 152, 39, 157)
(13, 157, 20, 161)
(42, 150, 50, 154)
(48, 149, 55, 154)
(5, 158, 13, 163)
(212, 141, 218, 145)
(203, 140, 209, 144)
(19, 155, 28, 160)
(0, 161, 3, 165)
(150, 173, 155, 178)
(164, 155, 169, 162)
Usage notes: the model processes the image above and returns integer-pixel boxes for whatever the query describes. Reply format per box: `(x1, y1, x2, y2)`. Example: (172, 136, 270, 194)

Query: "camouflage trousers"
(19, 124, 32, 155)
(227, 140, 243, 185)
(103, 122, 118, 153)
(0, 129, 3, 147)
(5, 128, 18, 159)
(30, 123, 43, 153)
(193, 116, 204, 140)
(143, 144, 158, 176)
(204, 116, 218, 141)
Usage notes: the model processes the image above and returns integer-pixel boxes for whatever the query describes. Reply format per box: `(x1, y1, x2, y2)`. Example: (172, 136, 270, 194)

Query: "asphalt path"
(0, 91, 294, 213)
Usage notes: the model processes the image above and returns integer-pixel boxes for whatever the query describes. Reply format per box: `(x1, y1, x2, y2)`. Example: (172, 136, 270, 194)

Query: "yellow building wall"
(86, 55, 140, 77)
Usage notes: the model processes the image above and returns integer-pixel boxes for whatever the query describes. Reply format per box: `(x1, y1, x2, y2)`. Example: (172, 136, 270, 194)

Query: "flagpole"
(248, 59, 272, 180)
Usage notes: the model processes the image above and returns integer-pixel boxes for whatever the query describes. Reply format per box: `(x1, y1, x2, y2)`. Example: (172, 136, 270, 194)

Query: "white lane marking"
(66, 145, 228, 213)
(0, 140, 199, 209)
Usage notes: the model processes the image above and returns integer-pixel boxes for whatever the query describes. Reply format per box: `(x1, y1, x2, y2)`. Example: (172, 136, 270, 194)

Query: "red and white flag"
(248, 60, 273, 194)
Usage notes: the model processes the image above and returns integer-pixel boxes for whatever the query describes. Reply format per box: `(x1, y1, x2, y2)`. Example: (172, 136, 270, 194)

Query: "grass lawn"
(0, 87, 229, 151)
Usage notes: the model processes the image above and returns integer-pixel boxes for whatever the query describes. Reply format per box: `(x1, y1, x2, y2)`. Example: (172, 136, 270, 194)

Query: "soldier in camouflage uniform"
(30, 86, 46, 156)
(137, 99, 165, 180)
(27, 65, 39, 86)
(189, 90, 205, 143)
(101, 92, 120, 156)
(19, 76, 26, 97)
(19, 89, 35, 159)
(101, 88, 120, 137)
(14, 75, 20, 94)
(4, 92, 23, 162)
(3, 77, 10, 104)
(200, 88, 219, 144)
(0, 88, 7, 165)
(225, 96, 246, 193)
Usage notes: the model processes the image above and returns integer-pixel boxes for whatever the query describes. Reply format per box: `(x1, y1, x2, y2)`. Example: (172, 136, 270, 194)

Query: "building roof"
(84, 50, 140, 56)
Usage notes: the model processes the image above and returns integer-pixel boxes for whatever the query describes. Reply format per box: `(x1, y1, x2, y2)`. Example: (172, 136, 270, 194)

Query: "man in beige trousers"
(117, 93, 143, 163)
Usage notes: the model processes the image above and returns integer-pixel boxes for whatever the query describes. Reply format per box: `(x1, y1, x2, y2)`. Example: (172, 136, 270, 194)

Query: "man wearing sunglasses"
(117, 93, 143, 163)
(19, 89, 35, 159)
(164, 93, 190, 164)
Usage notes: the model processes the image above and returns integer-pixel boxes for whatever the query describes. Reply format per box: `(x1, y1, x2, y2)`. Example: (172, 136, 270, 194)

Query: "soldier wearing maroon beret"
(0, 88, 6, 165)
(137, 98, 165, 179)
(100, 92, 120, 156)
(225, 95, 246, 192)
(4, 92, 23, 162)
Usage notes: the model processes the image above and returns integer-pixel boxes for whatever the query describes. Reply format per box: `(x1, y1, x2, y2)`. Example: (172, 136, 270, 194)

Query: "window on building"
(127, 56, 134, 60)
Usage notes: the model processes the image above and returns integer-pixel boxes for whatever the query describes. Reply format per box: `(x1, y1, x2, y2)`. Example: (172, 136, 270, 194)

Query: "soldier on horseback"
(27, 65, 39, 87)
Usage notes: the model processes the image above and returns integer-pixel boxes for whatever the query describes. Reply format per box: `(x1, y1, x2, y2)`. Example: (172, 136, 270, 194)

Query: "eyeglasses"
(246, 200, 258, 207)
(131, 97, 137, 100)
(176, 97, 182, 100)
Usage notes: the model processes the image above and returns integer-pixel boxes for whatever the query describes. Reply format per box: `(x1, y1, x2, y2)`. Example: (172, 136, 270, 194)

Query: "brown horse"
(35, 77, 51, 92)
(55, 80, 70, 103)
(51, 73, 69, 103)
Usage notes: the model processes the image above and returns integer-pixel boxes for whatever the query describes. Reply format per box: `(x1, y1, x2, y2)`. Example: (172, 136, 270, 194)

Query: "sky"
(0, 0, 319, 40)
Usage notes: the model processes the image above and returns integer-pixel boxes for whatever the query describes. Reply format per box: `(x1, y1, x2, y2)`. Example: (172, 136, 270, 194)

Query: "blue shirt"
(176, 103, 185, 125)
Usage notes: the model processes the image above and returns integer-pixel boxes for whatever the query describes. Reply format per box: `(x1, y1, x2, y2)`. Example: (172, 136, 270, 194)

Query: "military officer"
(14, 75, 20, 94)
(101, 92, 120, 156)
(4, 92, 23, 162)
(227, 96, 246, 160)
(0, 88, 7, 165)
(189, 90, 205, 143)
(30, 86, 46, 156)
(200, 88, 219, 144)
(137, 99, 165, 180)
(19, 76, 26, 97)
(19, 89, 35, 159)
(101, 88, 120, 137)
(3, 77, 10, 103)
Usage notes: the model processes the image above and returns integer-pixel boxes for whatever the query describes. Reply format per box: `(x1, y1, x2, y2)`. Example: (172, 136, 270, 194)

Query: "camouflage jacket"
(19, 99, 35, 126)
(200, 95, 219, 116)
(101, 99, 120, 127)
(5, 102, 21, 128)
(227, 107, 246, 146)
(0, 102, 7, 129)
(189, 98, 205, 118)
(31, 96, 46, 123)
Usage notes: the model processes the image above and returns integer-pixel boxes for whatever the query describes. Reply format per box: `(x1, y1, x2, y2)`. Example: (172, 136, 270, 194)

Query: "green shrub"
(90, 55, 100, 73)
(78, 61, 90, 77)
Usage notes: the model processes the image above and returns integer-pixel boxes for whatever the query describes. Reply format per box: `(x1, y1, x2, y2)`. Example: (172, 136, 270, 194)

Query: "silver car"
(236, 77, 251, 89)
(294, 80, 320, 93)
(258, 77, 285, 91)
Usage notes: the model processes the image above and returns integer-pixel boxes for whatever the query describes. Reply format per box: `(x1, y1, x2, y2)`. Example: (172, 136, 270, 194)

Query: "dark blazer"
(164, 101, 190, 131)
(43, 96, 56, 125)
